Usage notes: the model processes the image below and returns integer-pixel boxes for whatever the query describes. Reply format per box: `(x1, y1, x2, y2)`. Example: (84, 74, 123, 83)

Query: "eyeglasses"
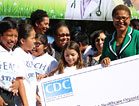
(60, 38, 70, 42)
(34, 42, 43, 47)
(114, 16, 130, 22)
(58, 33, 70, 37)
(95, 38, 105, 43)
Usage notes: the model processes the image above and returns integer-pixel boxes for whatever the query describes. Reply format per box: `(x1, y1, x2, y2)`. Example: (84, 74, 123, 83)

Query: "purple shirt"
(80, 0, 100, 18)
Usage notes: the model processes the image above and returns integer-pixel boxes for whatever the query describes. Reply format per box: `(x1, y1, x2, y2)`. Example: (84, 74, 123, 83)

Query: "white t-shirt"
(0, 45, 21, 91)
(83, 45, 97, 59)
(64, 66, 77, 74)
(13, 47, 36, 106)
(33, 53, 58, 77)
(55, 66, 77, 75)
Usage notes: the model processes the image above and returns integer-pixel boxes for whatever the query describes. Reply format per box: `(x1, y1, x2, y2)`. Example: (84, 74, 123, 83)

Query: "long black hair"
(31, 9, 48, 27)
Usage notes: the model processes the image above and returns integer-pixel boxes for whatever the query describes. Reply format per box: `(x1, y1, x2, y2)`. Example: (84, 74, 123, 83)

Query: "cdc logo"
(43, 78, 73, 98)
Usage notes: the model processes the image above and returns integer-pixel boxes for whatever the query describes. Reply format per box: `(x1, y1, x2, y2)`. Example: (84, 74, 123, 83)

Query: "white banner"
(38, 55, 139, 106)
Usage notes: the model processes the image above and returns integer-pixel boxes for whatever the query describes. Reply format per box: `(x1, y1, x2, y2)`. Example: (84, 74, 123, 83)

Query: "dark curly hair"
(30, 9, 48, 27)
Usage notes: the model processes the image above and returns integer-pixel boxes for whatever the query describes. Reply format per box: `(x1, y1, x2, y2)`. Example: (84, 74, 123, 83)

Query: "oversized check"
(38, 55, 139, 106)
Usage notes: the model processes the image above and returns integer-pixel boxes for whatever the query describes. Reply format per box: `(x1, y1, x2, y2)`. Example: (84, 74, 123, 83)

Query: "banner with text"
(0, 0, 138, 20)
(38, 55, 139, 106)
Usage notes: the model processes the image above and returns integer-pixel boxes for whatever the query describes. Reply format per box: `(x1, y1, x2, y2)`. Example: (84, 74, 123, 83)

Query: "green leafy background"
(0, 0, 68, 19)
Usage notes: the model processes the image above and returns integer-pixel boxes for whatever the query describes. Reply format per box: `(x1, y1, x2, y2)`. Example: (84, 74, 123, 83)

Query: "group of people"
(0, 4, 139, 106)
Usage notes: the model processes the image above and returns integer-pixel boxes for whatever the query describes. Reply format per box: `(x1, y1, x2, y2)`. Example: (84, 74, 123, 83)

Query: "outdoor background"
(0, 0, 138, 20)
(0, 0, 68, 19)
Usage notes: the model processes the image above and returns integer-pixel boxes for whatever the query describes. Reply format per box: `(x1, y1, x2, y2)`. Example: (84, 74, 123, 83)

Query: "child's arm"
(18, 77, 29, 106)
(0, 96, 8, 106)
(36, 94, 42, 106)
(9, 79, 19, 96)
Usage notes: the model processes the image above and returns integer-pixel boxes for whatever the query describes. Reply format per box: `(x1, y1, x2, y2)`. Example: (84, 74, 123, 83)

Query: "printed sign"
(42, 78, 72, 99)
(0, 0, 138, 20)
(38, 55, 139, 106)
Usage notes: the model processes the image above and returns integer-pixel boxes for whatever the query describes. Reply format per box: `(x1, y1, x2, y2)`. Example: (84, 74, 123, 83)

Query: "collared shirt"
(99, 26, 139, 63)
(80, 0, 100, 18)
(80, 0, 91, 18)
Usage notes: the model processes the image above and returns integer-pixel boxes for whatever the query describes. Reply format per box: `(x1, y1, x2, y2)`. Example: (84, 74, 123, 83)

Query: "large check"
(38, 55, 139, 106)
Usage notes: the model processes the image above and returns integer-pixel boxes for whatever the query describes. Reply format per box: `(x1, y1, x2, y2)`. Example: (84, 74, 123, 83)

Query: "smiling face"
(31, 38, 46, 57)
(54, 26, 70, 48)
(113, 10, 131, 32)
(95, 32, 106, 53)
(0, 29, 18, 51)
(35, 17, 49, 34)
(64, 48, 79, 67)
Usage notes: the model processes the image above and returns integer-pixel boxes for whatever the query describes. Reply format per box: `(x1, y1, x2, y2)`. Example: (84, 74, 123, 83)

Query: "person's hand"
(0, 96, 8, 106)
(100, 57, 111, 67)
(36, 94, 42, 106)
(37, 75, 47, 80)
(9, 80, 19, 96)
(49, 72, 53, 76)
(49, 71, 56, 77)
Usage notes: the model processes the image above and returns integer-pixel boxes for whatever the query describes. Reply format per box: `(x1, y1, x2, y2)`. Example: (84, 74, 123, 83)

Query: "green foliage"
(0, 0, 68, 19)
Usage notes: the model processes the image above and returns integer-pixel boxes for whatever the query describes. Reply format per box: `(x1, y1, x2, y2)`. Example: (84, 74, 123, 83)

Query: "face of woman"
(95, 32, 106, 53)
(31, 39, 46, 57)
(64, 48, 79, 67)
(36, 17, 49, 34)
(113, 10, 130, 32)
(54, 26, 70, 48)
(0, 29, 18, 51)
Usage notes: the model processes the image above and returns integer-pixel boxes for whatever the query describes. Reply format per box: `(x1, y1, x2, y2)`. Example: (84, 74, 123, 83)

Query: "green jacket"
(99, 26, 139, 62)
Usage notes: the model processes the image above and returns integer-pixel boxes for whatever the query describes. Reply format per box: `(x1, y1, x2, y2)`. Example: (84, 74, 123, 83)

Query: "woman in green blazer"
(99, 5, 139, 66)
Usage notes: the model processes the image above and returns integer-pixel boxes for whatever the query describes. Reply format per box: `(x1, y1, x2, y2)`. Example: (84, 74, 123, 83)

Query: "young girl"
(32, 33, 58, 79)
(31, 33, 58, 105)
(13, 23, 36, 106)
(50, 41, 85, 75)
(0, 20, 21, 106)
